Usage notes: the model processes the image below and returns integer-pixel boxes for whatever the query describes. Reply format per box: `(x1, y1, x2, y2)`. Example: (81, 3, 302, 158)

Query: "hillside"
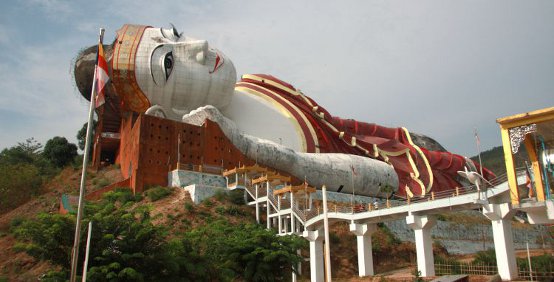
(1, 146, 551, 281)
(0, 165, 420, 281)
(470, 145, 528, 177)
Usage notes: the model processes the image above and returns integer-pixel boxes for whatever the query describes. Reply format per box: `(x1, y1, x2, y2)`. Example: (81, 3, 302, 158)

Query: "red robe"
(237, 74, 494, 198)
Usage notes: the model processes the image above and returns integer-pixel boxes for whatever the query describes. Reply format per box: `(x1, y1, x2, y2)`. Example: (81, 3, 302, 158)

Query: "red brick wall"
(99, 114, 296, 194)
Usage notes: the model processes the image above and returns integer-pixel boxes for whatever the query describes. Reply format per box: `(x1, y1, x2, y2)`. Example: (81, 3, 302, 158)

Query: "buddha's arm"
(182, 105, 398, 197)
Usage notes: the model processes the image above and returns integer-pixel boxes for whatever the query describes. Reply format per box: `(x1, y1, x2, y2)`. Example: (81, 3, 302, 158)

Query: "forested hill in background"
(470, 145, 527, 178)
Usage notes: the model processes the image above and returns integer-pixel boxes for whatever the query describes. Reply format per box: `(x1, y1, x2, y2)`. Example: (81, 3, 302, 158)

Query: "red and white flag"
(95, 43, 109, 108)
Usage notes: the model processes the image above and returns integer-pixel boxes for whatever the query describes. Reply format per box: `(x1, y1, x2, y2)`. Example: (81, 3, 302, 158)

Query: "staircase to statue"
(222, 164, 517, 235)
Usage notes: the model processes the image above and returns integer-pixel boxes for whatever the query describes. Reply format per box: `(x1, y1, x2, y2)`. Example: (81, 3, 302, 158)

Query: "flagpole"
(82, 221, 93, 282)
(474, 128, 484, 177)
(70, 27, 104, 282)
(322, 185, 332, 282)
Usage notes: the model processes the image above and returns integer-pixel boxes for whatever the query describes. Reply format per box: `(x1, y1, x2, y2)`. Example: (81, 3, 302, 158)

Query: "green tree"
(0, 139, 52, 212)
(186, 220, 306, 281)
(13, 189, 210, 281)
(0, 138, 42, 165)
(12, 213, 75, 268)
(12, 189, 306, 281)
(77, 121, 97, 151)
(43, 137, 78, 168)
(0, 163, 42, 212)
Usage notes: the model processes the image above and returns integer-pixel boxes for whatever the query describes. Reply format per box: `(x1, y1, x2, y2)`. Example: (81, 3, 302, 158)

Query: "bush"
(94, 178, 110, 188)
(517, 254, 554, 273)
(213, 190, 227, 201)
(146, 186, 172, 201)
(184, 202, 195, 212)
(0, 163, 42, 212)
(215, 206, 225, 215)
(184, 220, 306, 281)
(435, 256, 463, 275)
(12, 213, 76, 268)
(102, 188, 138, 204)
(40, 270, 68, 282)
(473, 249, 497, 265)
(10, 217, 25, 229)
(202, 199, 214, 207)
(225, 205, 245, 216)
(228, 190, 245, 205)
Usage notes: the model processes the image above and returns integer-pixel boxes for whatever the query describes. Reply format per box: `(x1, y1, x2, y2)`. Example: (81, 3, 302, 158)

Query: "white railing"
(226, 166, 517, 230)
(267, 190, 278, 210)
(244, 185, 256, 199)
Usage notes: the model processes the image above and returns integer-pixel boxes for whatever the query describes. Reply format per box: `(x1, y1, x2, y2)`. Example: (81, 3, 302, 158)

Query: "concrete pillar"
(303, 229, 324, 282)
(266, 184, 271, 229)
(482, 203, 517, 281)
(349, 223, 377, 277)
(255, 185, 260, 224)
(291, 192, 296, 233)
(278, 195, 283, 234)
(406, 213, 436, 277)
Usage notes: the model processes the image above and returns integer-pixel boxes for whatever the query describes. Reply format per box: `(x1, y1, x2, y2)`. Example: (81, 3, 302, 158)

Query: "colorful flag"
(95, 44, 109, 108)
(474, 128, 481, 146)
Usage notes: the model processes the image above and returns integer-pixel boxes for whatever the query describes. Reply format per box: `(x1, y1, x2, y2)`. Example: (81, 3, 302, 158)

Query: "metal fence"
(436, 262, 554, 281)
(518, 266, 554, 281)
(435, 262, 497, 276)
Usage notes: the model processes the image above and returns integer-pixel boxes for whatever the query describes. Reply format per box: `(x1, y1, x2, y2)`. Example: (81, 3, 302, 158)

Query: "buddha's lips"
(210, 52, 224, 74)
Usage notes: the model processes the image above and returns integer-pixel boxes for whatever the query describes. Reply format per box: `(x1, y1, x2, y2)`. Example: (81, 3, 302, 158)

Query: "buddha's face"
(115, 25, 236, 120)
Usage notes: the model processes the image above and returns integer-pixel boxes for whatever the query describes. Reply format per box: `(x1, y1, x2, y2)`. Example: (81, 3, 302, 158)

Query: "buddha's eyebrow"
(169, 23, 181, 38)
(158, 26, 181, 43)
(152, 36, 168, 43)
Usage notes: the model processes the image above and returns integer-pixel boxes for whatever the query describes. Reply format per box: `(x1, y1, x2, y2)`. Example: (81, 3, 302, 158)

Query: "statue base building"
(91, 112, 265, 194)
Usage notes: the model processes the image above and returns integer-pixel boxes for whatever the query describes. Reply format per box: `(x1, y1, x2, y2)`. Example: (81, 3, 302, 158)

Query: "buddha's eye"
(163, 52, 174, 80)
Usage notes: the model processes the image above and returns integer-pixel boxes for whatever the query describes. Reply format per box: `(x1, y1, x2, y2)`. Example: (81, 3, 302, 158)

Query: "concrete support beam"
(278, 195, 282, 234)
(255, 185, 260, 224)
(291, 192, 296, 233)
(303, 229, 324, 282)
(406, 213, 436, 277)
(266, 184, 271, 229)
(349, 223, 377, 277)
(483, 203, 517, 281)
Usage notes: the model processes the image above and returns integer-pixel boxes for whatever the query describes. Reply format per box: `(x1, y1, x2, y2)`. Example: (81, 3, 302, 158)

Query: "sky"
(0, 0, 553, 157)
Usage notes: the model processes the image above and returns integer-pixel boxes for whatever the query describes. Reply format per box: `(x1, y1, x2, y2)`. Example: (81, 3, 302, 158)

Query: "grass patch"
(202, 199, 214, 207)
(146, 186, 172, 201)
(184, 202, 195, 212)
(215, 206, 225, 215)
(228, 190, 245, 205)
(94, 178, 110, 188)
(103, 188, 139, 204)
(225, 205, 246, 216)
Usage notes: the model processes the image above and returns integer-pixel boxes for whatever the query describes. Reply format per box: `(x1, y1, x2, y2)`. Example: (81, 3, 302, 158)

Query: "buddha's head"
(74, 24, 237, 120)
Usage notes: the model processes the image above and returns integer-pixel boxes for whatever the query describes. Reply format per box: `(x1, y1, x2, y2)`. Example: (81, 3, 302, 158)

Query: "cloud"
(24, 0, 74, 21)
(0, 24, 11, 45)
(0, 35, 89, 150)
(1, 0, 554, 159)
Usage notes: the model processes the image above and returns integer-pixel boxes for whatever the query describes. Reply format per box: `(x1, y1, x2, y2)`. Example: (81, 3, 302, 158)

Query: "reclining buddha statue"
(74, 24, 494, 198)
